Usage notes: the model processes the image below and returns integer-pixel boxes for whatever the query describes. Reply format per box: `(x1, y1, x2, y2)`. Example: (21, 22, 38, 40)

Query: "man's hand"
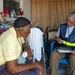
(34, 62, 45, 75)
(24, 46, 32, 58)
(55, 36, 64, 44)
(57, 38, 63, 44)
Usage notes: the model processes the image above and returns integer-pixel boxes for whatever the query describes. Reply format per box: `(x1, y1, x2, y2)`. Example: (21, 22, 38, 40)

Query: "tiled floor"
(46, 64, 70, 75)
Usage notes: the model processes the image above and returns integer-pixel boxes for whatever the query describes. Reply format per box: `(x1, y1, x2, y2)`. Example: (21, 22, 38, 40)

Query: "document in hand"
(57, 47, 72, 53)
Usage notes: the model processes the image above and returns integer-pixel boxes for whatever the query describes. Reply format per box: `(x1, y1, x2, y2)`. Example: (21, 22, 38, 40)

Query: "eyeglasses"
(66, 20, 75, 25)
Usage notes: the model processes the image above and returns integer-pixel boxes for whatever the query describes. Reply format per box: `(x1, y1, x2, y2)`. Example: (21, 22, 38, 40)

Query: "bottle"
(22, 52, 28, 58)
(10, 10, 14, 18)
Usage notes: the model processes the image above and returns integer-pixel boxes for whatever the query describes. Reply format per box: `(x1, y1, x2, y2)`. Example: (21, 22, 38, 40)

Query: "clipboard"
(57, 47, 72, 53)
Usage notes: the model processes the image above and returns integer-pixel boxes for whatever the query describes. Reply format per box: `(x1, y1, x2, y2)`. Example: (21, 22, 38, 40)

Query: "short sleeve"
(56, 26, 60, 37)
(2, 37, 17, 61)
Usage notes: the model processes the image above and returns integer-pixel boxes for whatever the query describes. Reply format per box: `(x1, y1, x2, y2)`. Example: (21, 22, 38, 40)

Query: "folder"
(57, 47, 72, 53)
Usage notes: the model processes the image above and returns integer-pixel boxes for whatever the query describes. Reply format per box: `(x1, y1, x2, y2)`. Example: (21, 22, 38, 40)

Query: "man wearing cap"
(0, 17, 45, 75)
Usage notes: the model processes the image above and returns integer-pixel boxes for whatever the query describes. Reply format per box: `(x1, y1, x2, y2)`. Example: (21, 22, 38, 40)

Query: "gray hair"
(67, 12, 75, 19)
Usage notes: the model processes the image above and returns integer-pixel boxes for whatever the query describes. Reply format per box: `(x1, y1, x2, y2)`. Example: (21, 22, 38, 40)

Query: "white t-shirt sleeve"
(56, 26, 60, 37)
(2, 37, 17, 61)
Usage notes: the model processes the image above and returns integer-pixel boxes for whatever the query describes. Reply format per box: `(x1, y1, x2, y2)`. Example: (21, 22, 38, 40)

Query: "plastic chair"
(50, 40, 69, 74)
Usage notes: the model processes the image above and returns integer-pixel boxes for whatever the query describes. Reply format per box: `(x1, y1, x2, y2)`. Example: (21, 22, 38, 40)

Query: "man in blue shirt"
(50, 12, 75, 75)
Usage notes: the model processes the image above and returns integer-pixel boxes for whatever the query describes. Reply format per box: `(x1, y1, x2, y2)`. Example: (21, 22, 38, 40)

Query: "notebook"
(57, 47, 72, 53)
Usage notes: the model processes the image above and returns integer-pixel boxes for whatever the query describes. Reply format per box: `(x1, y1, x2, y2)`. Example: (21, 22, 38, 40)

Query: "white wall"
(0, 0, 3, 12)
(20, 0, 31, 21)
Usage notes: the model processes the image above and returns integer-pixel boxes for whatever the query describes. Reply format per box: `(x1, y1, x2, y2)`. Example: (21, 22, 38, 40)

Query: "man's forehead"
(67, 17, 75, 21)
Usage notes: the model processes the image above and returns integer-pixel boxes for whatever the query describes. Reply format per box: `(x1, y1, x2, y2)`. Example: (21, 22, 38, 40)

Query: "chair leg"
(58, 63, 67, 74)
(41, 47, 47, 74)
(32, 49, 35, 62)
(59, 64, 68, 75)
(65, 64, 68, 75)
